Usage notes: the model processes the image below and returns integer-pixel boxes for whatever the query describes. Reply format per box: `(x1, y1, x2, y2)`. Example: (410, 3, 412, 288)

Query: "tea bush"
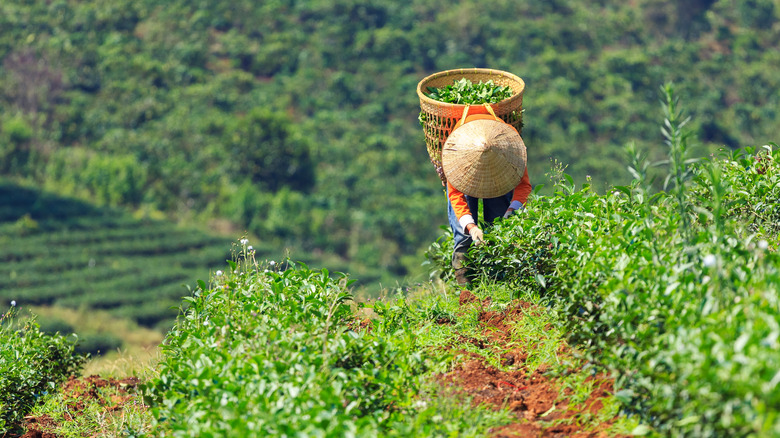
(454, 86, 780, 436)
(143, 252, 433, 436)
(0, 307, 85, 435)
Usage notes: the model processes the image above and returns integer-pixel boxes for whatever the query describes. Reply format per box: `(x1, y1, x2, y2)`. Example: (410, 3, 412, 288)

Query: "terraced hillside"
(0, 181, 234, 329)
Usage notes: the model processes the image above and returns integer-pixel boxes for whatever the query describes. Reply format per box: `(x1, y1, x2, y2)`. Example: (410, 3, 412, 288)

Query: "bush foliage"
(433, 86, 780, 436)
(2, 0, 780, 287)
(144, 250, 438, 436)
(0, 307, 85, 435)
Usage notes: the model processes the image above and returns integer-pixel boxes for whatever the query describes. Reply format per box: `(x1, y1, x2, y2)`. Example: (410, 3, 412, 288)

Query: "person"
(441, 109, 532, 286)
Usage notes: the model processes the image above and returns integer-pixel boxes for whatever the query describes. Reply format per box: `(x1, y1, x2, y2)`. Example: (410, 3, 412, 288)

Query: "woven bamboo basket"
(417, 68, 525, 184)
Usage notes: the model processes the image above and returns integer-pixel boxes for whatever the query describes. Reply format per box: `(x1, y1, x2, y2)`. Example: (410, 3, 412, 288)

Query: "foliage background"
(1, 0, 778, 292)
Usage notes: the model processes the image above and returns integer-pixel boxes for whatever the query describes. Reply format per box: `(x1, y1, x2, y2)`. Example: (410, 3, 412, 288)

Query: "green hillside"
(0, 181, 231, 329)
(2, 90, 778, 436)
(1, 1, 779, 435)
(1, 0, 779, 295)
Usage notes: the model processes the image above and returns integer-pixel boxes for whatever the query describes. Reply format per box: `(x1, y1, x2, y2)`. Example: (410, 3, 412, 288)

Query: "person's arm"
(448, 181, 474, 230)
(448, 182, 484, 243)
(504, 167, 532, 217)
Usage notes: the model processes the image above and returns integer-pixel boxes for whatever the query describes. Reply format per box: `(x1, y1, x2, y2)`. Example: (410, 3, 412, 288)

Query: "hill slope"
(2, 0, 780, 289)
(0, 181, 232, 329)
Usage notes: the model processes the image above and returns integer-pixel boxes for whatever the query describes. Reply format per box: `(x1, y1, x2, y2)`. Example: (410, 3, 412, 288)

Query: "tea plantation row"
(453, 90, 780, 437)
(1, 251, 561, 437)
(138, 250, 567, 437)
(0, 181, 236, 329)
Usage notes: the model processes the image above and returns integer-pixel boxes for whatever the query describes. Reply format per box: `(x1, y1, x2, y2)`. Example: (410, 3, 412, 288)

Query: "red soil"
(18, 376, 140, 438)
(445, 290, 624, 437)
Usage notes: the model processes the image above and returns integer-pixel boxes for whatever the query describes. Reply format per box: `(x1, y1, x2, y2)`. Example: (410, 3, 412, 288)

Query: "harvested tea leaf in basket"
(425, 78, 513, 105)
(417, 68, 525, 183)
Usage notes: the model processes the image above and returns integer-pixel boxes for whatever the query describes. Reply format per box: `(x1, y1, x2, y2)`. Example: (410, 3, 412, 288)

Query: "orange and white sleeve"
(447, 181, 475, 230)
(509, 167, 532, 210)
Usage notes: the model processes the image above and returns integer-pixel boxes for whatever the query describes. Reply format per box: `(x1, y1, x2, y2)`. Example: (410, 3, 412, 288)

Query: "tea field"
(0, 181, 235, 329)
(3, 91, 780, 437)
(458, 90, 780, 437)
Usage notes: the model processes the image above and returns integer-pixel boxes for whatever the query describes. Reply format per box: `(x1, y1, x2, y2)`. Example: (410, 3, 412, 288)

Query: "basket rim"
(416, 68, 525, 109)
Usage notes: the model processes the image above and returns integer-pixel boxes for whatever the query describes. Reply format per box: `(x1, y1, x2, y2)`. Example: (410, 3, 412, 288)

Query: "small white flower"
(758, 240, 768, 250)
(413, 400, 428, 409)
(240, 238, 249, 245)
(215, 270, 223, 277)
(10, 300, 16, 307)
(269, 260, 276, 266)
(203, 320, 209, 326)
(702, 254, 717, 267)
(247, 245, 254, 252)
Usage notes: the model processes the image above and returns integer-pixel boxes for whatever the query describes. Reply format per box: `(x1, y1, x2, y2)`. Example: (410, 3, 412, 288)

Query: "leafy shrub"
(0, 308, 85, 435)
(144, 253, 430, 436)
(225, 108, 314, 193)
(45, 148, 148, 207)
(690, 143, 780, 237)
(0, 114, 34, 174)
(2, 115, 33, 143)
(422, 225, 454, 282)
(443, 86, 780, 436)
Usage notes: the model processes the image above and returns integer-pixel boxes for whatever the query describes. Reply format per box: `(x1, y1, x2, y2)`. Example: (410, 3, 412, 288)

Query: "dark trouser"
(447, 187, 513, 265)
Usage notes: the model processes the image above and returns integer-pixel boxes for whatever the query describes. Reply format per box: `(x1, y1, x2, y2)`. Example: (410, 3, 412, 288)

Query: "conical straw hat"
(442, 119, 527, 198)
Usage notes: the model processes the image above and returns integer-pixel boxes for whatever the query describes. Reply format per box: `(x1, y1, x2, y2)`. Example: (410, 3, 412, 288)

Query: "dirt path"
(17, 376, 140, 438)
(441, 290, 622, 437)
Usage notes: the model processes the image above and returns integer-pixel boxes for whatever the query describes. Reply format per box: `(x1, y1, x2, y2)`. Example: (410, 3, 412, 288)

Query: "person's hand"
(469, 226, 484, 245)
(503, 208, 515, 219)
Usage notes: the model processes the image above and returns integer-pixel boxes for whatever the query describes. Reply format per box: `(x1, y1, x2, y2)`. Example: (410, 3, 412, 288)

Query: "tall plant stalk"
(659, 83, 697, 242)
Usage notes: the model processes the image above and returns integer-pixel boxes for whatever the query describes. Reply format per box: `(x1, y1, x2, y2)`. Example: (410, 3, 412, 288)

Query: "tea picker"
(417, 69, 531, 286)
(443, 107, 531, 285)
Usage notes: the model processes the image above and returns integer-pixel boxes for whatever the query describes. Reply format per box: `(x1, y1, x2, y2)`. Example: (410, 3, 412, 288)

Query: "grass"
(388, 384, 516, 437)
(406, 280, 568, 375)
(373, 278, 632, 435)
(12, 307, 160, 437)
(432, 283, 645, 436)
(27, 378, 152, 438)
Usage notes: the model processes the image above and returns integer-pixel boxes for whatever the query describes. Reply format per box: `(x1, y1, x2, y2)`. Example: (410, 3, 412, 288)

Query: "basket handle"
(455, 104, 471, 129)
(483, 103, 501, 121)
(456, 103, 501, 130)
